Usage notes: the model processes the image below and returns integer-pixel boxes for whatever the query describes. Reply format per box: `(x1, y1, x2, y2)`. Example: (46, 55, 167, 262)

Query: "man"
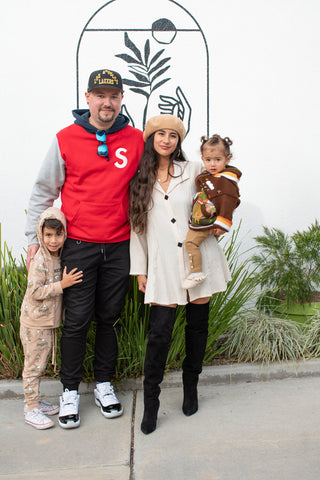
(25, 69, 144, 429)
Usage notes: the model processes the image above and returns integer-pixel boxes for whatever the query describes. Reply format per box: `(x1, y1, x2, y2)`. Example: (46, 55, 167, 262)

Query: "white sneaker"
(182, 272, 207, 289)
(94, 382, 123, 419)
(24, 400, 59, 416)
(24, 408, 54, 430)
(58, 389, 80, 429)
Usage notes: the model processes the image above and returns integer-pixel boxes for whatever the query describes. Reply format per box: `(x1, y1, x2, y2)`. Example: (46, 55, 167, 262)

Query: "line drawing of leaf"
(149, 57, 171, 76)
(130, 65, 148, 74)
(115, 53, 141, 64)
(124, 32, 142, 63)
(148, 49, 165, 68)
(115, 33, 172, 128)
(151, 77, 171, 93)
(123, 79, 149, 87)
(129, 88, 150, 98)
(129, 71, 149, 83)
(144, 39, 150, 65)
(151, 66, 170, 84)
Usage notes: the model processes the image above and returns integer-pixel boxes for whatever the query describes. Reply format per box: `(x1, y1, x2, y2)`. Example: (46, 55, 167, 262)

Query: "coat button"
(171, 218, 176, 223)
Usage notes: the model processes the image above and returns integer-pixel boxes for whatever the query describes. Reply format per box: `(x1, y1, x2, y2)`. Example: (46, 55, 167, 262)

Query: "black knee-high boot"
(182, 302, 209, 416)
(141, 305, 176, 434)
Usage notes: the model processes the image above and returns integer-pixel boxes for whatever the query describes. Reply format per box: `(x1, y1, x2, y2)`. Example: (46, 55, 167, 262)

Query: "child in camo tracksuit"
(20, 207, 82, 429)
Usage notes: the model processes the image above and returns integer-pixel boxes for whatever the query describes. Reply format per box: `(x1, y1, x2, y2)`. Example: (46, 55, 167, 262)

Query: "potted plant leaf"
(251, 220, 320, 323)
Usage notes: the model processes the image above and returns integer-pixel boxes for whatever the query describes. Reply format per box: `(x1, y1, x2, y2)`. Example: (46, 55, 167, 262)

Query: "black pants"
(60, 238, 129, 391)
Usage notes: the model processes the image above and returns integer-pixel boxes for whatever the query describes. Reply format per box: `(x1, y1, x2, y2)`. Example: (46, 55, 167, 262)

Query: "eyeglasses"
(96, 131, 109, 161)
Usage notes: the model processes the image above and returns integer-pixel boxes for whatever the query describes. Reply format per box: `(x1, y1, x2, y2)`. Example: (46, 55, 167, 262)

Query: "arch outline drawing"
(76, 0, 209, 136)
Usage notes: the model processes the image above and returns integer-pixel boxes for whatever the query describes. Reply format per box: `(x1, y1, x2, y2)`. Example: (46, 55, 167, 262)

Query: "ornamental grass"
(223, 311, 306, 364)
(304, 312, 320, 358)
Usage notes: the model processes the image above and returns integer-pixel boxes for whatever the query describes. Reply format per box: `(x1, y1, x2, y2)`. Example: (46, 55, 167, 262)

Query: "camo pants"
(20, 325, 53, 411)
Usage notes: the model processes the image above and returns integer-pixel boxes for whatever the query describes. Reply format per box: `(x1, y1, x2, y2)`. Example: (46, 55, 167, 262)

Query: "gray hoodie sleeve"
(25, 137, 65, 245)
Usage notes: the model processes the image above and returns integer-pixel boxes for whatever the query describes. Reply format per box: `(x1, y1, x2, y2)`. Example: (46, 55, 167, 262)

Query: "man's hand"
(26, 244, 40, 270)
(137, 275, 147, 293)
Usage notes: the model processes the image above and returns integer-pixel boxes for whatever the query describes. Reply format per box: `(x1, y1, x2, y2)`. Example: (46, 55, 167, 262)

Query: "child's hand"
(60, 267, 83, 289)
(211, 227, 226, 238)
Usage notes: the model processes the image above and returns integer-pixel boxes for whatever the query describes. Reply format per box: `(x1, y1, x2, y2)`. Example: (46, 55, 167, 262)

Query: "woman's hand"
(137, 275, 147, 293)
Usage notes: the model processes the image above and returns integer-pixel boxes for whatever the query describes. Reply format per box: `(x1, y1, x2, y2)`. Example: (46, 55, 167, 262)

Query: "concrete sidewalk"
(1, 360, 320, 479)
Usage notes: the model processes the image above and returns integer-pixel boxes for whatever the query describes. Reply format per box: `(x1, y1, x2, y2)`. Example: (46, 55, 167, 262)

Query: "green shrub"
(0, 228, 27, 378)
(0, 223, 260, 380)
(251, 221, 320, 312)
(223, 311, 306, 364)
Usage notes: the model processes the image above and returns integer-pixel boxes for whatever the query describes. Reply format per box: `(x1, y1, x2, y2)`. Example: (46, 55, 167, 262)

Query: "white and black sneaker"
(94, 382, 123, 418)
(24, 400, 59, 417)
(58, 389, 80, 429)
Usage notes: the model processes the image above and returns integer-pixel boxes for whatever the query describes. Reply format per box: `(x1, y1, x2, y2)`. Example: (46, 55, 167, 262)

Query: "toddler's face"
(201, 144, 230, 175)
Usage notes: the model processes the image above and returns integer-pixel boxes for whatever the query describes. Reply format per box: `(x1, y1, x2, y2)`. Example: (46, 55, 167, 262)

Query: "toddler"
(182, 135, 241, 289)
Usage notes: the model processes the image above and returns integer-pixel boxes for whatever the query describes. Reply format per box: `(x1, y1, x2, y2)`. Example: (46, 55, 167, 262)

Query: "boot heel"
(141, 400, 159, 434)
(182, 382, 198, 416)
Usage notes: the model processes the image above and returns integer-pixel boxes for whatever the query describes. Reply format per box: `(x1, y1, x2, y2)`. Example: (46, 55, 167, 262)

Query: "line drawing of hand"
(158, 86, 191, 136)
(121, 104, 135, 127)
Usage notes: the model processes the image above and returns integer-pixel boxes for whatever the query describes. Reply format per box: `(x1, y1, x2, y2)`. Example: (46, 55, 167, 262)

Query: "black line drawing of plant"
(115, 32, 171, 129)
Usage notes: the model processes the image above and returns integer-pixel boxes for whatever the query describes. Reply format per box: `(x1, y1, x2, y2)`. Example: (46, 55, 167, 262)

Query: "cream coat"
(130, 160, 231, 305)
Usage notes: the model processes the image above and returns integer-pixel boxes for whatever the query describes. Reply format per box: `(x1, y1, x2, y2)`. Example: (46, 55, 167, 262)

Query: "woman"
(130, 114, 231, 434)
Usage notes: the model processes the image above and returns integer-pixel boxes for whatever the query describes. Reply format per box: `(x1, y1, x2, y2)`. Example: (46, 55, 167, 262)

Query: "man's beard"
(98, 108, 116, 124)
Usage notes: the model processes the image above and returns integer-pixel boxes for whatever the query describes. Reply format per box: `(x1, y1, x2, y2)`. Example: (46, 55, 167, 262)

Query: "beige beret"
(143, 114, 186, 142)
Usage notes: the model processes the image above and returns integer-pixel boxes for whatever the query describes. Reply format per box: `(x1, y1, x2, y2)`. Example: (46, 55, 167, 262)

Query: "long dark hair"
(130, 133, 187, 234)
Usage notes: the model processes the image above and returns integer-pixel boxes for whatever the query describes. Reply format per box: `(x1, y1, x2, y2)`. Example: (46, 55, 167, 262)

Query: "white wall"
(1, 0, 319, 259)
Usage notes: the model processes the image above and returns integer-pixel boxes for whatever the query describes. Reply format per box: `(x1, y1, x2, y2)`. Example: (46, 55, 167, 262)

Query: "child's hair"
(200, 134, 233, 158)
(42, 218, 64, 235)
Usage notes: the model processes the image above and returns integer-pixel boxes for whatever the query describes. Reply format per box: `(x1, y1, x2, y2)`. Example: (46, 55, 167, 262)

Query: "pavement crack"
(129, 389, 137, 480)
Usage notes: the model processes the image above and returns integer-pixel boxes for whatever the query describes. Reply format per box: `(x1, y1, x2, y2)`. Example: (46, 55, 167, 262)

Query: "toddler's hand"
(211, 227, 226, 238)
(204, 204, 216, 217)
(61, 267, 83, 289)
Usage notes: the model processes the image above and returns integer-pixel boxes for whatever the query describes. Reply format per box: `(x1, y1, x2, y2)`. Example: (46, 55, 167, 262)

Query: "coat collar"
(153, 161, 190, 195)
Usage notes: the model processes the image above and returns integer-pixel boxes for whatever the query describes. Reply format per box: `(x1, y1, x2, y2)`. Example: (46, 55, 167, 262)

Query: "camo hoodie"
(20, 207, 67, 329)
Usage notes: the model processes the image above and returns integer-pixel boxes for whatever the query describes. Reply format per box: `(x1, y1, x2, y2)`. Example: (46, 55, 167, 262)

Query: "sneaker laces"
(24, 400, 57, 415)
(97, 383, 118, 403)
(26, 408, 48, 423)
(61, 389, 78, 416)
